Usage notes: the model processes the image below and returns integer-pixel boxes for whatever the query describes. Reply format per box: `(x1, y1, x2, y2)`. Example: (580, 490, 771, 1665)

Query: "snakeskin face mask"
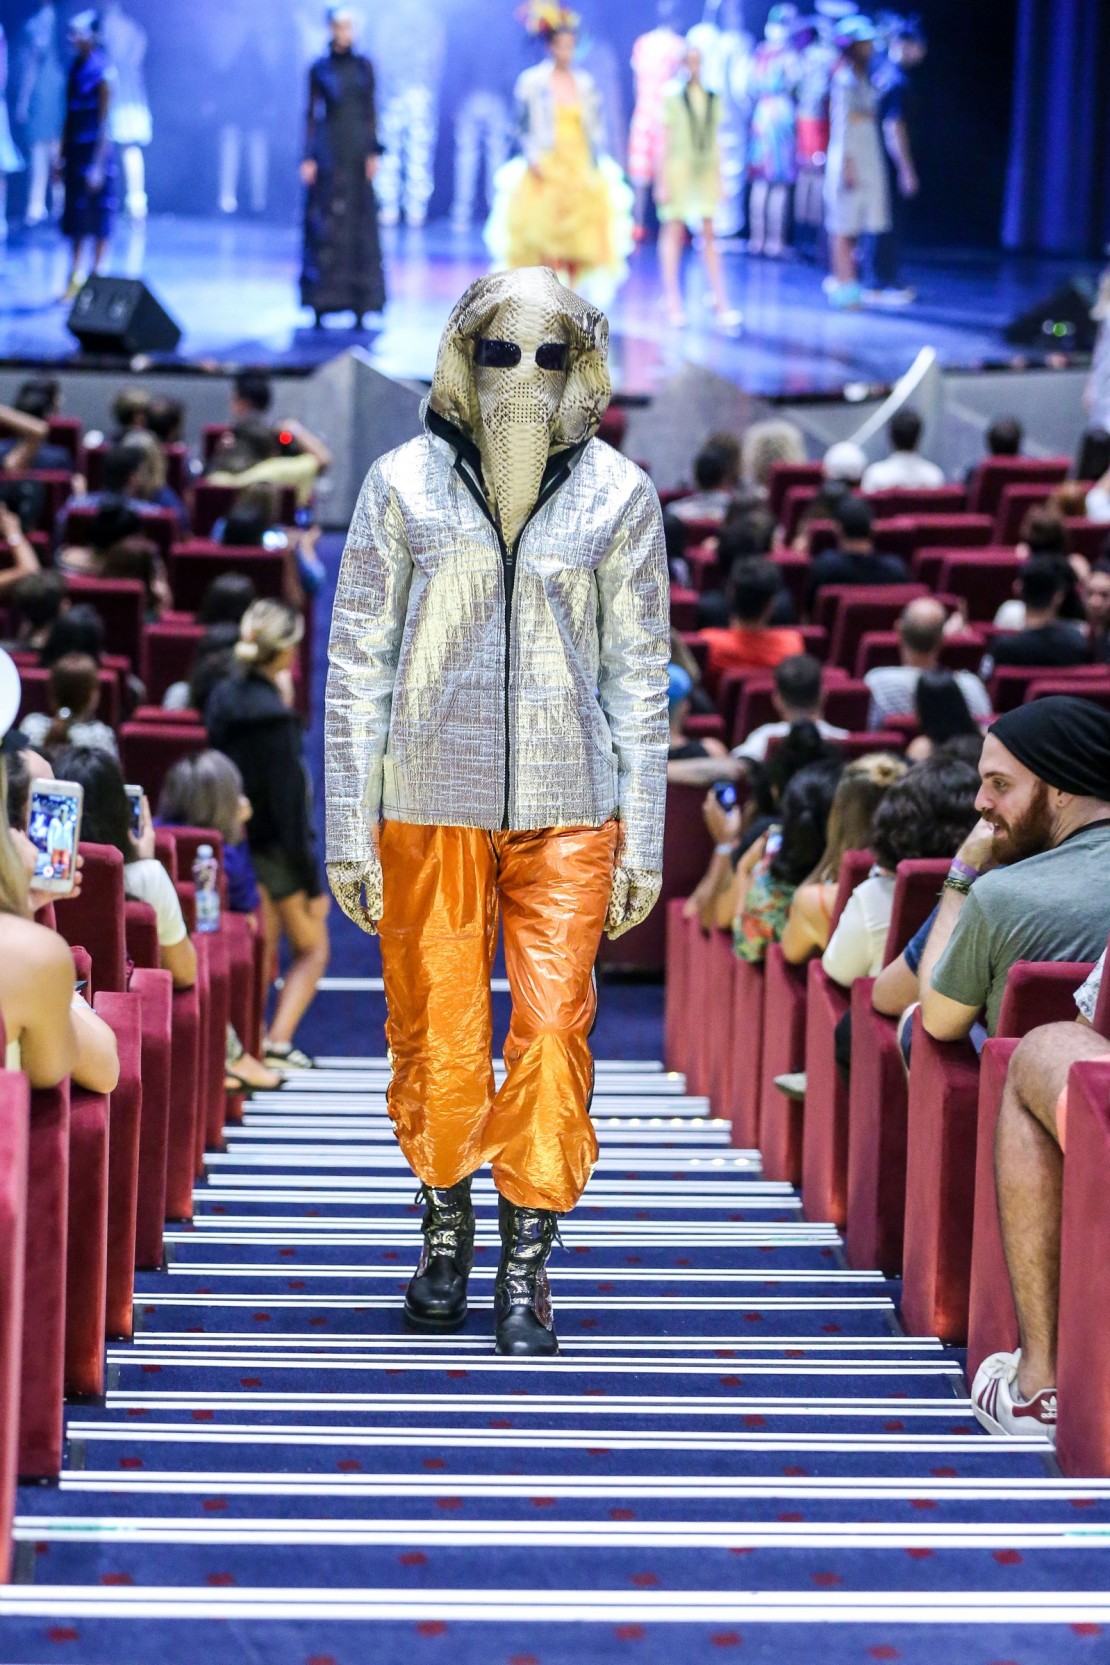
(471, 278, 571, 550)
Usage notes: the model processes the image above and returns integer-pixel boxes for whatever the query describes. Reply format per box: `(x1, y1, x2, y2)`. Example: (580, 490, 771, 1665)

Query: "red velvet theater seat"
(64, 1084, 111, 1399)
(756, 945, 808, 1184)
(798, 849, 874, 1224)
(19, 1081, 69, 1479)
(1057, 1058, 1110, 1478)
(664, 900, 692, 1076)
(726, 954, 765, 1151)
(120, 721, 207, 805)
(706, 928, 737, 1118)
(93, 992, 144, 1340)
(0, 1068, 29, 1579)
(902, 962, 1092, 1345)
(967, 456, 1069, 519)
(54, 844, 128, 994)
(845, 858, 949, 1276)
(64, 574, 148, 668)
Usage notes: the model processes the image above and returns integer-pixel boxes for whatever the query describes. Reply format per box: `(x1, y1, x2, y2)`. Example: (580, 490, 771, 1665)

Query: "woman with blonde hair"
(780, 750, 906, 965)
(205, 600, 329, 1069)
(741, 417, 807, 497)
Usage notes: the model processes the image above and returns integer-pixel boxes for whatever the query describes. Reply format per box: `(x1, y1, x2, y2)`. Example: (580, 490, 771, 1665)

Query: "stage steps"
(2, 1056, 1104, 1665)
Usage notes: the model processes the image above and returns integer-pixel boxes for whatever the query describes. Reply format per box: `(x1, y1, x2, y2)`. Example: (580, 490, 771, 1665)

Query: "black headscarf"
(990, 696, 1110, 801)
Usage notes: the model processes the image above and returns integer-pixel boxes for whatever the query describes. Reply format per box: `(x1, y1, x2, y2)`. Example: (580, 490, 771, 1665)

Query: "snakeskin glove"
(327, 857, 383, 937)
(604, 866, 662, 940)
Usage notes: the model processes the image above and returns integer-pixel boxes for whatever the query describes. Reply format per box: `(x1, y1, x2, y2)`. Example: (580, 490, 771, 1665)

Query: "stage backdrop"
(4, 0, 1017, 252)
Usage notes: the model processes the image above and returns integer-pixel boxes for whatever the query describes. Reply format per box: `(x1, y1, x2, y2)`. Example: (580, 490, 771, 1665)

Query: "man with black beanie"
(919, 695, 1110, 1042)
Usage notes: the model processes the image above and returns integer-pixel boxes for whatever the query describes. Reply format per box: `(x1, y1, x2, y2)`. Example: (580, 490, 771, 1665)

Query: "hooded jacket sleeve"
(325, 460, 413, 865)
(595, 473, 670, 874)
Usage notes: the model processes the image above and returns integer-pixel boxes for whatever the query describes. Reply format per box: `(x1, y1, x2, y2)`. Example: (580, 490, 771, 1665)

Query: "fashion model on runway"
(300, 5, 386, 329)
(14, 3, 64, 228)
(325, 267, 669, 1356)
(58, 10, 117, 300)
(485, 3, 633, 307)
(824, 14, 891, 309)
(657, 34, 741, 331)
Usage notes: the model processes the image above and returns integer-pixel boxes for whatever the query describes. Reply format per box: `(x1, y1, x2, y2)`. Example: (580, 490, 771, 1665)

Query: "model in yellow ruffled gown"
(485, 11, 633, 307)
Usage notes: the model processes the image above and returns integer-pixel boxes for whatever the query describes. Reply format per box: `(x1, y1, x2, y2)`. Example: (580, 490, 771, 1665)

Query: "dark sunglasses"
(473, 338, 570, 372)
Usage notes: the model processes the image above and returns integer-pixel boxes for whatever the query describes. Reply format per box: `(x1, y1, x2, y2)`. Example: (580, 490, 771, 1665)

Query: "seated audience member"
(907, 669, 982, 762)
(0, 378, 74, 472)
(1077, 427, 1110, 491)
(230, 368, 274, 423)
(7, 571, 67, 652)
(697, 507, 791, 631)
(40, 603, 106, 668)
(866, 598, 992, 728)
(823, 751, 981, 989)
(111, 386, 152, 439)
(213, 480, 324, 604)
(58, 499, 172, 619)
(666, 664, 730, 776)
(920, 697, 1110, 1043)
(860, 406, 945, 493)
(121, 429, 190, 533)
(146, 396, 186, 448)
(162, 622, 241, 714)
(732, 654, 849, 765)
(993, 507, 1084, 629)
(206, 601, 329, 1069)
(985, 416, 1023, 460)
(699, 558, 805, 693)
(1084, 557, 1110, 660)
(0, 503, 44, 601)
(663, 511, 691, 590)
(200, 572, 258, 630)
(20, 653, 118, 759)
(806, 497, 910, 610)
(740, 418, 806, 498)
(979, 559, 1092, 681)
(158, 749, 261, 916)
(0, 741, 119, 1093)
(734, 760, 842, 964)
(670, 434, 742, 525)
(206, 415, 331, 509)
(156, 748, 281, 1092)
(780, 752, 906, 964)
(970, 952, 1109, 1443)
(53, 744, 197, 992)
(686, 721, 841, 931)
(789, 442, 866, 550)
(55, 441, 166, 543)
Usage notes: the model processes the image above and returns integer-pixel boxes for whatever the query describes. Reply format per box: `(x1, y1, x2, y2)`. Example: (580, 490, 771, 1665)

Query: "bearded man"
(324, 267, 669, 1356)
(918, 696, 1110, 1045)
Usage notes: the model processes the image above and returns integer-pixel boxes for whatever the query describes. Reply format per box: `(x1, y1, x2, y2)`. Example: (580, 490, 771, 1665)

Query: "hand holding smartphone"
(27, 780, 83, 897)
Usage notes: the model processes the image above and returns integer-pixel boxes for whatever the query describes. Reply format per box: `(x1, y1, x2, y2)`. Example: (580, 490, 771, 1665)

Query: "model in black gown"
(300, 7, 385, 327)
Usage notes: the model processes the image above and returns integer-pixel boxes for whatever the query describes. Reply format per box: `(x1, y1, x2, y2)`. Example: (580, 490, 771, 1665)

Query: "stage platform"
(0, 216, 1098, 402)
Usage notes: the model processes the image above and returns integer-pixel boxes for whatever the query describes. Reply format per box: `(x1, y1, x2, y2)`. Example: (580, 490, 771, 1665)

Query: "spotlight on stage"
(66, 275, 183, 358)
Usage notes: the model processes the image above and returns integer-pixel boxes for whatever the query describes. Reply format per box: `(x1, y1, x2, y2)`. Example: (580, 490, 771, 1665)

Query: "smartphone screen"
(125, 784, 144, 839)
(28, 783, 82, 892)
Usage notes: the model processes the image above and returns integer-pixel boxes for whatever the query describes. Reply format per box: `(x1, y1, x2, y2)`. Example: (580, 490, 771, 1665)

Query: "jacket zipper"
(450, 448, 576, 829)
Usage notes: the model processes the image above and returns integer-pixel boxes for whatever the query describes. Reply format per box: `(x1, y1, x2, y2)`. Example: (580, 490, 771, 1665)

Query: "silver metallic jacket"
(325, 423, 670, 873)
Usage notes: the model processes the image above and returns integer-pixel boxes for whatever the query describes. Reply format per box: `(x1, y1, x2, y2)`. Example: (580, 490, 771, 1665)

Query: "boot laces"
(415, 1182, 472, 1259)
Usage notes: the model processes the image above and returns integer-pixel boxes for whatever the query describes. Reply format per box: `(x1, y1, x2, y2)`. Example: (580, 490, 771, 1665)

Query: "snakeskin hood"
(427, 268, 611, 548)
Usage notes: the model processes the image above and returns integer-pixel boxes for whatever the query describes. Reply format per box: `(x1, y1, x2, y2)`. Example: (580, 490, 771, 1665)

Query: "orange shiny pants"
(378, 819, 619, 1212)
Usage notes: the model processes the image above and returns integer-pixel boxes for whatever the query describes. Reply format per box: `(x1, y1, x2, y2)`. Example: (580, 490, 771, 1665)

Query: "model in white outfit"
(14, 3, 63, 227)
(0, 27, 26, 240)
(102, 0, 150, 218)
(824, 18, 890, 308)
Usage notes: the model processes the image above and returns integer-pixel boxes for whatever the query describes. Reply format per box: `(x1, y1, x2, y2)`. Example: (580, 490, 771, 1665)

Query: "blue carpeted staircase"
(2, 1046, 1108, 1664)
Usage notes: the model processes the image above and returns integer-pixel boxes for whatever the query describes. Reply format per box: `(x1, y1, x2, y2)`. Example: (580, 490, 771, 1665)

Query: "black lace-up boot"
(494, 1193, 560, 1356)
(403, 1177, 475, 1332)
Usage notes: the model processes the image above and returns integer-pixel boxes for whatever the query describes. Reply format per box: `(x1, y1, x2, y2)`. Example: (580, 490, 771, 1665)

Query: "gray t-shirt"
(931, 823, 1110, 1035)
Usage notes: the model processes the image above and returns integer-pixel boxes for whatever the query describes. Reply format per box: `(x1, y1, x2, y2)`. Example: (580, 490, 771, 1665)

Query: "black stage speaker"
(1004, 277, 1097, 354)
(67, 276, 182, 355)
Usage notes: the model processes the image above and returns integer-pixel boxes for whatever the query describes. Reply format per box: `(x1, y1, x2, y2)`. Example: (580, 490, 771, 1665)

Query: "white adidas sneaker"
(971, 1349, 1057, 1444)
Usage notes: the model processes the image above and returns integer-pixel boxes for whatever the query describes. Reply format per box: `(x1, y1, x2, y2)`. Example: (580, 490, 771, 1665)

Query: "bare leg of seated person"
(973, 1021, 1110, 1439)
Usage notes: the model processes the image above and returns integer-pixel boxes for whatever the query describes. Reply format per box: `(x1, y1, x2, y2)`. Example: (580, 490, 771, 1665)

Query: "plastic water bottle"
(193, 844, 221, 934)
